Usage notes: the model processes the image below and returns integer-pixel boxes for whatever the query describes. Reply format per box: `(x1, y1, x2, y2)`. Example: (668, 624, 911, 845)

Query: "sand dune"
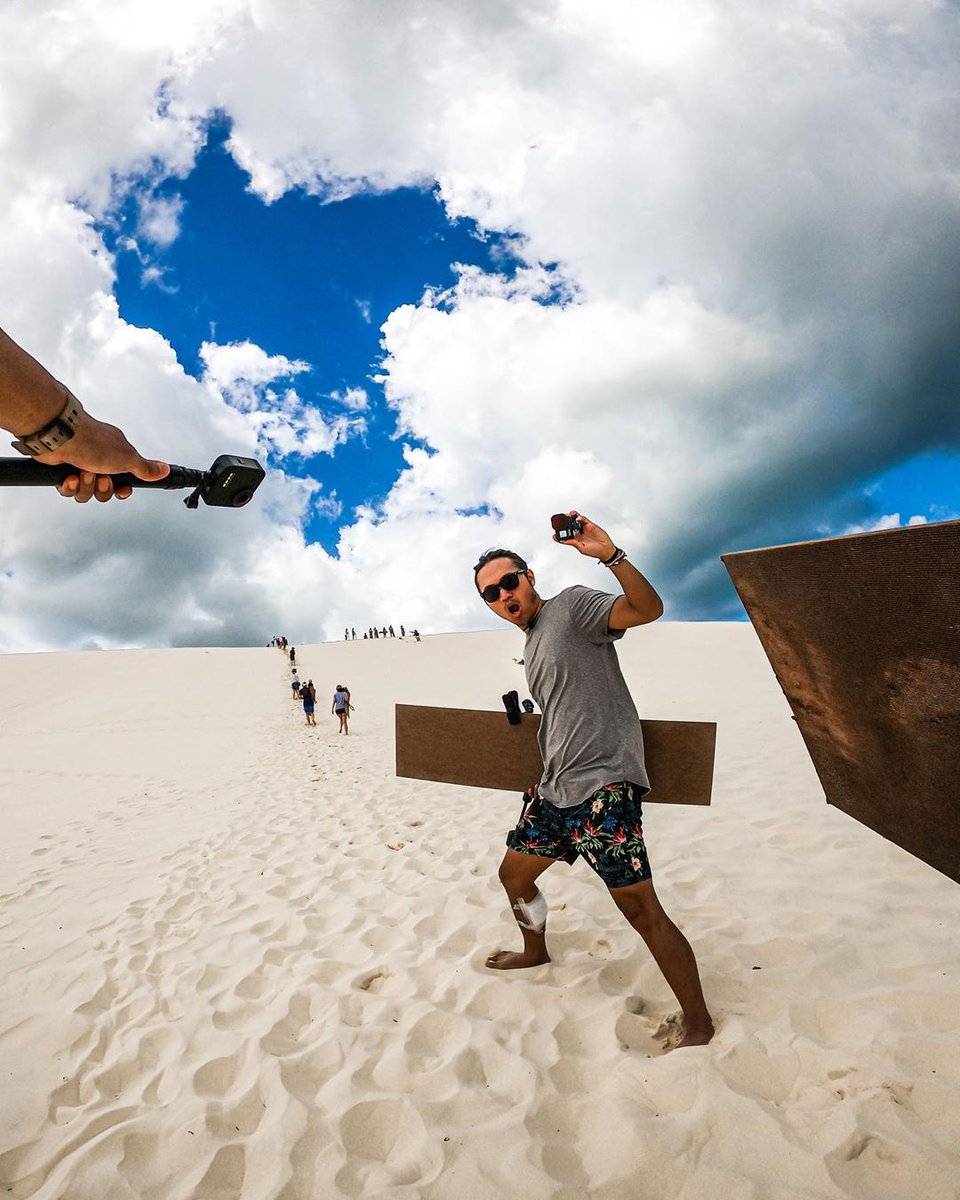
(1, 626, 958, 1199)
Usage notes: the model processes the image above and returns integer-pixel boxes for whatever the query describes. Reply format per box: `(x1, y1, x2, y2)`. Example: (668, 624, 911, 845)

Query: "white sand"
(1, 625, 958, 1200)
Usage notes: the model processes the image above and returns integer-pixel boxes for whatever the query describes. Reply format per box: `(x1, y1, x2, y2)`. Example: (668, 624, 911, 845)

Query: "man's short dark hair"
(473, 548, 529, 592)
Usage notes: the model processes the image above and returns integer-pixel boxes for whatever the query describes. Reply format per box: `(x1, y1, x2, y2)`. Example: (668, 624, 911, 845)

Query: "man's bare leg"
(609, 878, 714, 1047)
(486, 848, 556, 970)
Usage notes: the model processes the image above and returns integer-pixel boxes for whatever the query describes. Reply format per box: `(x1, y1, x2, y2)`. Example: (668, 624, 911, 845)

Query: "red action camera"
(551, 512, 583, 541)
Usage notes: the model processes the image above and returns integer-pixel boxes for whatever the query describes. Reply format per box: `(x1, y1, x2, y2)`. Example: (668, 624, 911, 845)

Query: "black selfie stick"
(0, 453, 265, 509)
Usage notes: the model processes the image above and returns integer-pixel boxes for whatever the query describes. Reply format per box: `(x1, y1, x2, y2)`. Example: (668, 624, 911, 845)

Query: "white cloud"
(139, 263, 178, 292)
(330, 386, 369, 411)
(838, 511, 948, 537)
(1, 0, 959, 649)
(198, 341, 365, 460)
(137, 192, 184, 248)
(199, 340, 310, 392)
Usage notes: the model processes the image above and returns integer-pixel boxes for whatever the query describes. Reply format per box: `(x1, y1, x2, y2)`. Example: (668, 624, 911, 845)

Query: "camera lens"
(231, 489, 254, 507)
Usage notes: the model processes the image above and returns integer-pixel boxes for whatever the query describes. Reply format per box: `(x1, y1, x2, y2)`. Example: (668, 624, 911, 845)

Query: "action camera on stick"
(0, 453, 265, 510)
(187, 455, 265, 509)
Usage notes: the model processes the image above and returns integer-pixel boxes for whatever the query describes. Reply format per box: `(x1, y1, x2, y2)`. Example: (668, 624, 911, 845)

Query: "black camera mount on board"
(0, 454, 265, 509)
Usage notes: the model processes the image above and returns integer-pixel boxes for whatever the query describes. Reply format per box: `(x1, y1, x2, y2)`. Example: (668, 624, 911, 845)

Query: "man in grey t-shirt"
(474, 512, 713, 1049)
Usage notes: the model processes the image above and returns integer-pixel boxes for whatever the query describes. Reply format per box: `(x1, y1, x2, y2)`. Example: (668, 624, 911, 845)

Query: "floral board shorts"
(505, 781, 652, 889)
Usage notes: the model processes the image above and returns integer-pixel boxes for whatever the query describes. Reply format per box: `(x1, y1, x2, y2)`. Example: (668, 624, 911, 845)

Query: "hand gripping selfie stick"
(0, 454, 266, 509)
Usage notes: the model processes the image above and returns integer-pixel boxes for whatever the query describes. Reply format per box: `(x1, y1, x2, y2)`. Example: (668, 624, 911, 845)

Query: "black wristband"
(11, 385, 83, 457)
(600, 547, 627, 568)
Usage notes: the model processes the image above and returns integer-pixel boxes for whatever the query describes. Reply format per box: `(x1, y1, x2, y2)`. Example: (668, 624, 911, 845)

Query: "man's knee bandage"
(515, 889, 548, 932)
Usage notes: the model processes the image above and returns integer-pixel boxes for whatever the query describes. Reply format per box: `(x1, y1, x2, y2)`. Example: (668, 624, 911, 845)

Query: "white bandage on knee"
(515, 889, 548, 932)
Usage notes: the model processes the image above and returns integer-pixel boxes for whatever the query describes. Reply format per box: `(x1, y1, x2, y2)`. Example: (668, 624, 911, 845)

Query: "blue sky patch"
(97, 115, 525, 549)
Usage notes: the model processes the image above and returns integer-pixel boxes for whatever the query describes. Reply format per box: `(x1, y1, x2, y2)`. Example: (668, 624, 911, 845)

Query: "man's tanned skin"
(476, 513, 714, 1049)
(0, 327, 168, 502)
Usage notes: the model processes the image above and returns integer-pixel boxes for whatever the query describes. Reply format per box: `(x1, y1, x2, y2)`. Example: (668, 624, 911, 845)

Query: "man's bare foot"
(676, 1021, 715, 1048)
(485, 949, 551, 970)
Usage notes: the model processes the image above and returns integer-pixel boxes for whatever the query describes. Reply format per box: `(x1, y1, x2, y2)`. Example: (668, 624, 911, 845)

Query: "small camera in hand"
(551, 512, 583, 541)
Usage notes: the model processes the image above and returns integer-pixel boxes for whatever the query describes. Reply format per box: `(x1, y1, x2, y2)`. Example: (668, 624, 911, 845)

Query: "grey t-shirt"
(524, 585, 649, 809)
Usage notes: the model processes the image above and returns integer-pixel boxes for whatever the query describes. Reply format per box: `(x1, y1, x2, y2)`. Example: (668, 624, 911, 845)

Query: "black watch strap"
(11, 386, 84, 456)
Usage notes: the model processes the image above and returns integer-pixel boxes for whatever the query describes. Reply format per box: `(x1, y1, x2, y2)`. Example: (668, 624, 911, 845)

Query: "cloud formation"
(1, 0, 958, 650)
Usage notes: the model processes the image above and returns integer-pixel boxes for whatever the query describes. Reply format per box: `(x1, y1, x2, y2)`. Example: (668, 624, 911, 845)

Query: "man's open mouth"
(506, 601, 521, 616)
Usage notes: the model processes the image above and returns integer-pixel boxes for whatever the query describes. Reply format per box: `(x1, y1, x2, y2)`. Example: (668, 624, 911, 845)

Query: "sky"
(99, 114, 528, 548)
(0, 0, 958, 651)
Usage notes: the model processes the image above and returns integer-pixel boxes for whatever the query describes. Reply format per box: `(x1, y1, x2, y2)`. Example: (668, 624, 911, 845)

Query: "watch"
(11, 385, 84, 456)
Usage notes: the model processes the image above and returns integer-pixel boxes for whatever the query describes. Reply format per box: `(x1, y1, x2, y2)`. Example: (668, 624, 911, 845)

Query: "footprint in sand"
(334, 1098, 441, 1196)
(194, 1049, 245, 1098)
(279, 1040, 345, 1104)
(355, 968, 389, 993)
(403, 1010, 471, 1073)
(596, 958, 640, 996)
(196, 964, 229, 995)
(716, 1035, 800, 1103)
(205, 1082, 267, 1139)
(260, 991, 314, 1057)
(195, 1144, 246, 1198)
(614, 1007, 684, 1055)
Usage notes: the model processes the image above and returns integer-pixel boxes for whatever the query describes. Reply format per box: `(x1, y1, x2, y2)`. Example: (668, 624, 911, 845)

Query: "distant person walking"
(289, 647, 296, 665)
(301, 679, 317, 726)
(332, 684, 351, 735)
(290, 669, 301, 700)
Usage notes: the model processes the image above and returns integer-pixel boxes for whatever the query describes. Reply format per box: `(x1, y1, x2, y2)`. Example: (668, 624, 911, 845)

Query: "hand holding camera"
(550, 511, 618, 562)
(550, 512, 583, 541)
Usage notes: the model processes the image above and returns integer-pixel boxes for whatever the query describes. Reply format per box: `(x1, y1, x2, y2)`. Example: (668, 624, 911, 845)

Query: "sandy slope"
(0, 626, 958, 1200)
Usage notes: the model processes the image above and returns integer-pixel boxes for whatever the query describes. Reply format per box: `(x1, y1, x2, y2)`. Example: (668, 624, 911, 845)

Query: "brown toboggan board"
(722, 519, 960, 883)
(395, 704, 715, 805)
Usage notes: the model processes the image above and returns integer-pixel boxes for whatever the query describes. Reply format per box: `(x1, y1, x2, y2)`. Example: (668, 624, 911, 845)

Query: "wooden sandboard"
(722, 519, 960, 883)
(395, 704, 715, 805)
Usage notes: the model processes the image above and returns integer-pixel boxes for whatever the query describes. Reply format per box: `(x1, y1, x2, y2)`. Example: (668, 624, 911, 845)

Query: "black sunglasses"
(479, 569, 528, 603)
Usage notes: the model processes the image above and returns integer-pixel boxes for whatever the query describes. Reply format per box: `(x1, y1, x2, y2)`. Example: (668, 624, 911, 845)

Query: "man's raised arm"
(553, 508, 663, 629)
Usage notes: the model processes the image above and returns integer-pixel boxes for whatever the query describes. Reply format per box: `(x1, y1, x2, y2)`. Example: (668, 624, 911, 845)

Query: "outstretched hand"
(39, 413, 169, 503)
(0, 326, 168, 503)
(552, 510, 617, 562)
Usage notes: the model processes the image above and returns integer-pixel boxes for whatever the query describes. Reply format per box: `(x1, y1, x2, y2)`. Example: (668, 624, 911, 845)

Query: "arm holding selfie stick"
(551, 509, 663, 628)
(1, 325, 168, 502)
(0, 327, 264, 508)
(0, 455, 265, 508)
